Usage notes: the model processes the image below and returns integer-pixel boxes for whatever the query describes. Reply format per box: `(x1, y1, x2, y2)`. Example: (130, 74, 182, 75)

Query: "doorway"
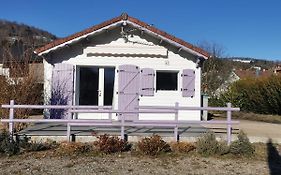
(77, 66, 115, 119)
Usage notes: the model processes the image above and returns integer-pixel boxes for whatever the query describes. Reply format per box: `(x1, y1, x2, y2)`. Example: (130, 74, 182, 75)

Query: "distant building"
(232, 59, 252, 63)
(0, 62, 44, 84)
(274, 65, 281, 74)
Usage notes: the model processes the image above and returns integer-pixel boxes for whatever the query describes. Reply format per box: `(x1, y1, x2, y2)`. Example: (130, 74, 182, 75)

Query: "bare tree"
(0, 45, 43, 131)
(197, 41, 232, 96)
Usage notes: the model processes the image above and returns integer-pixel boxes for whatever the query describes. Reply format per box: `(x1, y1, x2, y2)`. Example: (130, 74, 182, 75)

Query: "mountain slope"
(0, 20, 57, 62)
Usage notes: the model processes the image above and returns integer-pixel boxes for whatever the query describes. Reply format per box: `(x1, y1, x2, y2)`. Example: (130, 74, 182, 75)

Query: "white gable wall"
(44, 33, 202, 121)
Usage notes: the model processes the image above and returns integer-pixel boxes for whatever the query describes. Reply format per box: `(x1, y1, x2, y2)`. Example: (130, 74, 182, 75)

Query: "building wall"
(44, 31, 202, 120)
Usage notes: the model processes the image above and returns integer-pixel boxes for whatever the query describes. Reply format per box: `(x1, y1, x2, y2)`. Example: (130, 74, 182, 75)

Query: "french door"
(77, 66, 115, 119)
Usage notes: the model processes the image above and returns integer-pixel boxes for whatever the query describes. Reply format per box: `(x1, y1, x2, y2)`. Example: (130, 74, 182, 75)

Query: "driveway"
(204, 119, 281, 143)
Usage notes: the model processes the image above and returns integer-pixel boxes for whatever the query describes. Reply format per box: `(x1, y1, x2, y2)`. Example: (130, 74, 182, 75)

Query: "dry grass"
(0, 150, 274, 175)
(170, 141, 196, 153)
(211, 111, 281, 124)
(55, 142, 93, 156)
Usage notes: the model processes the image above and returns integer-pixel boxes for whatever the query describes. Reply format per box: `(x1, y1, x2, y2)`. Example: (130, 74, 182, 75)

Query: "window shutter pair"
(140, 68, 196, 98)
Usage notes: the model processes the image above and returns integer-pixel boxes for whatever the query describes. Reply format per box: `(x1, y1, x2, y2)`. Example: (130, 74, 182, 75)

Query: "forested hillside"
(0, 20, 57, 63)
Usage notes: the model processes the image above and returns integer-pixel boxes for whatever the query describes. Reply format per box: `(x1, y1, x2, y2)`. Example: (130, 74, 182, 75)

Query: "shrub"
(196, 132, 219, 156)
(25, 141, 56, 152)
(230, 131, 254, 156)
(19, 136, 58, 152)
(218, 75, 281, 115)
(170, 141, 196, 153)
(0, 131, 58, 156)
(48, 84, 69, 119)
(0, 131, 20, 156)
(56, 142, 93, 155)
(94, 134, 131, 154)
(217, 141, 230, 155)
(137, 135, 170, 156)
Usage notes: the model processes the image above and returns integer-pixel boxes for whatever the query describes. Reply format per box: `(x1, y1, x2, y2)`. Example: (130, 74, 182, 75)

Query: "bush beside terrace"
(0, 131, 256, 158)
(211, 75, 281, 115)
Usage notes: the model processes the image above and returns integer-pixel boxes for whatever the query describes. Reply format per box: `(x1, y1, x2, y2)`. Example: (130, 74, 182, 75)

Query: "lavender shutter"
(140, 68, 155, 96)
(51, 63, 74, 119)
(118, 64, 140, 121)
(182, 69, 195, 97)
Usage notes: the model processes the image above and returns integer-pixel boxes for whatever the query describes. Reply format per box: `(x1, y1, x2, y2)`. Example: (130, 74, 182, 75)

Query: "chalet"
(34, 13, 209, 121)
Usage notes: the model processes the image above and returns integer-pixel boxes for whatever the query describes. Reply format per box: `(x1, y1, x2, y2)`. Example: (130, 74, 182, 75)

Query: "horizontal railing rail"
(1, 104, 112, 109)
(138, 106, 240, 111)
(1, 100, 240, 145)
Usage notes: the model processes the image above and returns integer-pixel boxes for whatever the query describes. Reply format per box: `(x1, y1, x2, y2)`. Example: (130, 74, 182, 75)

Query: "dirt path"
(239, 120, 281, 141)
(0, 153, 275, 175)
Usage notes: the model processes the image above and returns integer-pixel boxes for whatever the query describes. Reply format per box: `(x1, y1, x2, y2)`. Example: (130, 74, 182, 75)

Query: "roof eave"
(35, 14, 209, 59)
(36, 21, 124, 56)
(126, 21, 208, 59)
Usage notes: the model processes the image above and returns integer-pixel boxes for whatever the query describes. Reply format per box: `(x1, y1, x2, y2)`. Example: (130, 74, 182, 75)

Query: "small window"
(156, 71, 178, 91)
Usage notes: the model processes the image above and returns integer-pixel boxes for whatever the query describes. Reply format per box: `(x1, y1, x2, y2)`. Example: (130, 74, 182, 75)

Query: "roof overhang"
(34, 13, 209, 59)
(126, 21, 208, 59)
(35, 21, 123, 56)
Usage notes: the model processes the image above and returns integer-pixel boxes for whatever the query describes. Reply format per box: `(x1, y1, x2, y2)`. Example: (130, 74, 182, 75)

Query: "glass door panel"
(79, 67, 99, 105)
(104, 68, 115, 106)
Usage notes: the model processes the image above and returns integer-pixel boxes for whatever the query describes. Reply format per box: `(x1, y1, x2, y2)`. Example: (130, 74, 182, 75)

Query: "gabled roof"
(34, 13, 209, 58)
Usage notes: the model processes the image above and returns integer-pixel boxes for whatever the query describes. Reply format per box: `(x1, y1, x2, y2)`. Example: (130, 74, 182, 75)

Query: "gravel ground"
(0, 152, 278, 175)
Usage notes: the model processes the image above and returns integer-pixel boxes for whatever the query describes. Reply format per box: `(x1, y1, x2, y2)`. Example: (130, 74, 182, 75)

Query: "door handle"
(97, 90, 102, 97)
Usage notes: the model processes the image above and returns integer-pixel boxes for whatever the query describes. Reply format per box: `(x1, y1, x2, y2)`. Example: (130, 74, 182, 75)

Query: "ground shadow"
(267, 139, 281, 175)
(207, 112, 215, 120)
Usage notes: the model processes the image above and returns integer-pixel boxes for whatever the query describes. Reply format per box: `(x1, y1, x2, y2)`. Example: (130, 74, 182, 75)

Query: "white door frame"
(98, 68, 105, 106)
(76, 66, 113, 119)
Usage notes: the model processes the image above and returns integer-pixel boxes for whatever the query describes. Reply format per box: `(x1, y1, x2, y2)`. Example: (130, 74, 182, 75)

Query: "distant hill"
(0, 19, 57, 63)
(226, 57, 279, 70)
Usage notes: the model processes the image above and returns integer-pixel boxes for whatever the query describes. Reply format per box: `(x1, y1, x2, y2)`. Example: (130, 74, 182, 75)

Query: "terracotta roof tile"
(35, 13, 209, 58)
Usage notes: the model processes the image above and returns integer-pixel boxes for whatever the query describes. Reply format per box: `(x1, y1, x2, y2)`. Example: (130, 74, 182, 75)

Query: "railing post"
(174, 102, 179, 142)
(67, 106, 71, 142)
(9, 100, 14, 137)
(121, 113, 125, 140)
(227, 103, 232, 146)
(109, 107, 112, 121)
(202, 94, 208, 121)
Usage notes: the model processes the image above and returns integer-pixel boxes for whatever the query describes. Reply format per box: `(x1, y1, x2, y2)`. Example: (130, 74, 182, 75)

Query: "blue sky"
(1, 0, 281, 60)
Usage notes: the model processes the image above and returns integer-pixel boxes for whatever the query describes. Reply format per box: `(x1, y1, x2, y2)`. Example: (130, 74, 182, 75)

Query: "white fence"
(1, 100, 240, 145)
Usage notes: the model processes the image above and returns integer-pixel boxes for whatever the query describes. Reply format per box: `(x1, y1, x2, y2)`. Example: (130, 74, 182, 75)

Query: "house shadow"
(267, 139, 281, 175)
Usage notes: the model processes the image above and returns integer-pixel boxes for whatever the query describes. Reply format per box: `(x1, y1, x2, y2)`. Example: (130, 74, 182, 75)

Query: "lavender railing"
(1, 100, 240, 145)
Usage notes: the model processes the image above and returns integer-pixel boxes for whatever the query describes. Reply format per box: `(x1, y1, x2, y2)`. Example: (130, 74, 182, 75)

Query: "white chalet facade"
(35, 13, 209, 121)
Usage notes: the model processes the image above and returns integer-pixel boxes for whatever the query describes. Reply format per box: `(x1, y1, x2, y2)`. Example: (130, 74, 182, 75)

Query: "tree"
(197, 41, 232, 96)
(0, 45, 43, 131)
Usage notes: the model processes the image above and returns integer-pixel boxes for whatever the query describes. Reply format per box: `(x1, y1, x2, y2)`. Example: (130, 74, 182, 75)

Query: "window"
(156, 71, 178, 91)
